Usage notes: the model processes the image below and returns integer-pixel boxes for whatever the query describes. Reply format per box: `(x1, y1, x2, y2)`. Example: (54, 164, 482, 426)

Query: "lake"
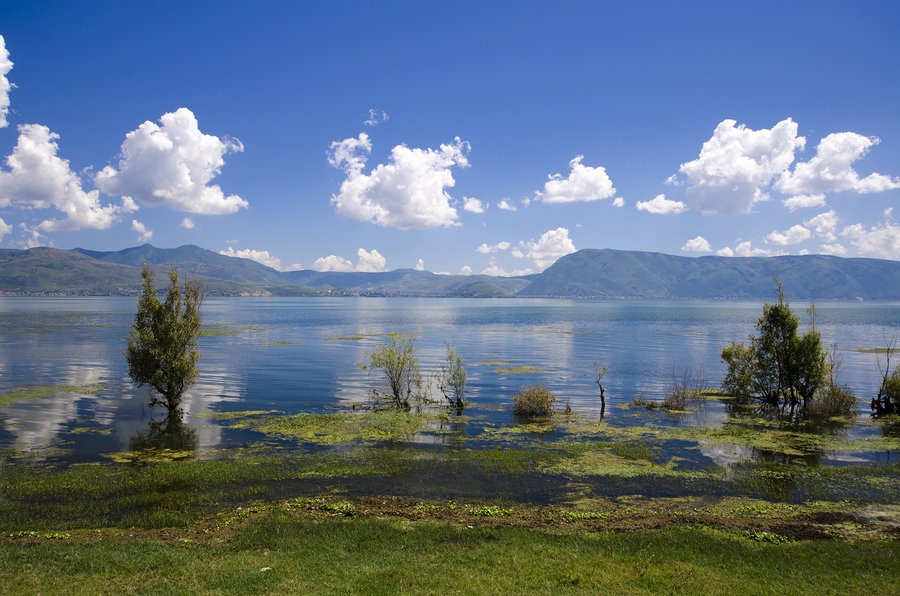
(1, 297, 899, 470)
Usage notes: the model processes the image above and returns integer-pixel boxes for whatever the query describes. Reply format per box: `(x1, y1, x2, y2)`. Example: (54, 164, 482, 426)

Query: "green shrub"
(358, 334, 425, 409)
(875, 370, 900, 415)
(630, 394, 658, 410)
(511, 385, 557, 417)
(808, 384, 858, 418)
(720, 281, 826, 410)
(662, 364, 707, 410)
(435, 341, 467, 409)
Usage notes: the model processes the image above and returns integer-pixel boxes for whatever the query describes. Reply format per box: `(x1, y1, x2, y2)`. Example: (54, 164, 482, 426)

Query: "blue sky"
(0, 1, 898, 275)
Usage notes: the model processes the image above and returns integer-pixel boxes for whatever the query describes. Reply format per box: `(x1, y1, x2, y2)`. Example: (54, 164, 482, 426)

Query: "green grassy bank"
(2, 510, 897, 595)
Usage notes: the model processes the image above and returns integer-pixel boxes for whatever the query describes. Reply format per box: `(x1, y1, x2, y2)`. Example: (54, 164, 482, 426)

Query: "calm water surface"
(1, 297, 898, 466)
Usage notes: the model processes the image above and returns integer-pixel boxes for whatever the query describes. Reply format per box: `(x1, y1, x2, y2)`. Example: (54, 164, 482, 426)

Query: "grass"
(0, 513, 897, 595)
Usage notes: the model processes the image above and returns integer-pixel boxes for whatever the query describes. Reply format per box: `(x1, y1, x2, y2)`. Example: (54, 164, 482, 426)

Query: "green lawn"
(2, 513, 896, 595)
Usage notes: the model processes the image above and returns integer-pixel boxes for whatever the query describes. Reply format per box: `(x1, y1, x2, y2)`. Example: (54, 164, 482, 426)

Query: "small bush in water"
(512, 385, 557, 417)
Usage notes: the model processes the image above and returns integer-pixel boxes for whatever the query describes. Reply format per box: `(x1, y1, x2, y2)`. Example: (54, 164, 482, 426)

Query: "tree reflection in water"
(129, 415, 198, 453)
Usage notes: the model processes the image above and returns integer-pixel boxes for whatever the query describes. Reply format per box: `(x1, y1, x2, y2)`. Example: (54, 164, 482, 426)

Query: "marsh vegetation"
(1, 295, 898, 592)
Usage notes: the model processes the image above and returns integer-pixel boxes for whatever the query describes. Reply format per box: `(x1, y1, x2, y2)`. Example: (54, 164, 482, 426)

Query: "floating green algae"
(223, 410, 430, 444)
(320, 332, 414, 342)
(494, 365, 548, 374)
(480, 327, 594, 335)
(0, 384, 104, 407)
(199, 324, 266, 337)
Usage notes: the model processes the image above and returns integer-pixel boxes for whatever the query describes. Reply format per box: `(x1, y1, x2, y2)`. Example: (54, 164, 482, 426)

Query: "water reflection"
(0, 363, 111, 453)
(1, 297, 899, 467)
(129, 415, 198, 453)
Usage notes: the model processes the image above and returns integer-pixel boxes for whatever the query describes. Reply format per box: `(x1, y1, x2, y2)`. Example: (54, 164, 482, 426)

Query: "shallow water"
(1, 297, 898, 468)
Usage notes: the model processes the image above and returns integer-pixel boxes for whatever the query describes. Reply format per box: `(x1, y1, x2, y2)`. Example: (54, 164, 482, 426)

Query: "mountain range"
(1, 244, 899, 300)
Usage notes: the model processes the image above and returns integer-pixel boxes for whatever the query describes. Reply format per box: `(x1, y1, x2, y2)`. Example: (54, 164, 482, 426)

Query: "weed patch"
(0, 384, 103, 407)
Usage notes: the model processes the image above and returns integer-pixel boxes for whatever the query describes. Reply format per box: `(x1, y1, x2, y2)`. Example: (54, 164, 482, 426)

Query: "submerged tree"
(874, 334, 900, 415)
(721, 280, 827, 412)
(359, 334, 426, 409)
(593, 361, 608, 418)
(126, 265, 203, 418)
(436, 341, 467, 410)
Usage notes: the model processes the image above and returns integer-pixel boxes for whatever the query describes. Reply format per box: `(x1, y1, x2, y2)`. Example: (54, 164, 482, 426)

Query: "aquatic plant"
(0, 384, 103, 407)
(873, 334, 900, 415)
(435, 341, 467, 410)
(630, 394, 658, 410)
(495, 365, 548, 374)
(358, 334, 426, 409)
(468, 505, 513, 517)
(662, 363, 707, 410)
(512, 385, 557, 417)
(593, 362, 608, 418)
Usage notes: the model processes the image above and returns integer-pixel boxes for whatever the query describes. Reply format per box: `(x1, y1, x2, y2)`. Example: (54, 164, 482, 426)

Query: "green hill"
(519, 249, 900, 299)
(3, 244, 900, 299)
(0, 247, 139, 294)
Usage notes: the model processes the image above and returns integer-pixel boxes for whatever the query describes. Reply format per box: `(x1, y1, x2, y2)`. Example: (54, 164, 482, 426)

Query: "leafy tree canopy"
(126, 265, 203, 416)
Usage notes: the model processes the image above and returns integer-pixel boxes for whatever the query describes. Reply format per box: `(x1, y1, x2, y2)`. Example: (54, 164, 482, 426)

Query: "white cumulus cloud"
(804, 210, 839, 242)
(636, 194, 687, 215)
(476, 241, 510, 254)
(516, 227, 576, 270)
(312, 248, 387, 272)
(459, 265, 472, 276)
(612, 197, 625, 208)
(734, 241, 775, 257)
(766, 224, 811, 246)
(682, 236, 712, 252)
(0, 35, 13, 128)
(327, 133, 371, 175)
(0, 216, 11, 241)
(356, 248, 386, 272)
(534, 155, 616, 203)
(716, 247, 735, 257)
(179, 217, 195, 229)
(841, 209, 900, 260)
(776, 132, 900, 195)
(329, 134, 469, 229)
(131, 219, 152, 242)
(0, 124, 131, 231)
(481, 257, 533, 277)
(497, 198, 517, 211)
(219, 246, 288, 270)
(820, 243, 848, 256)
(415, 258, 424, 271)
(678, 118, 805, 215)
(783, 193, 826, 212)
(312, 254, 354, 272)
(96, 107, 247, 215)
(463, 196, 485, 213)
